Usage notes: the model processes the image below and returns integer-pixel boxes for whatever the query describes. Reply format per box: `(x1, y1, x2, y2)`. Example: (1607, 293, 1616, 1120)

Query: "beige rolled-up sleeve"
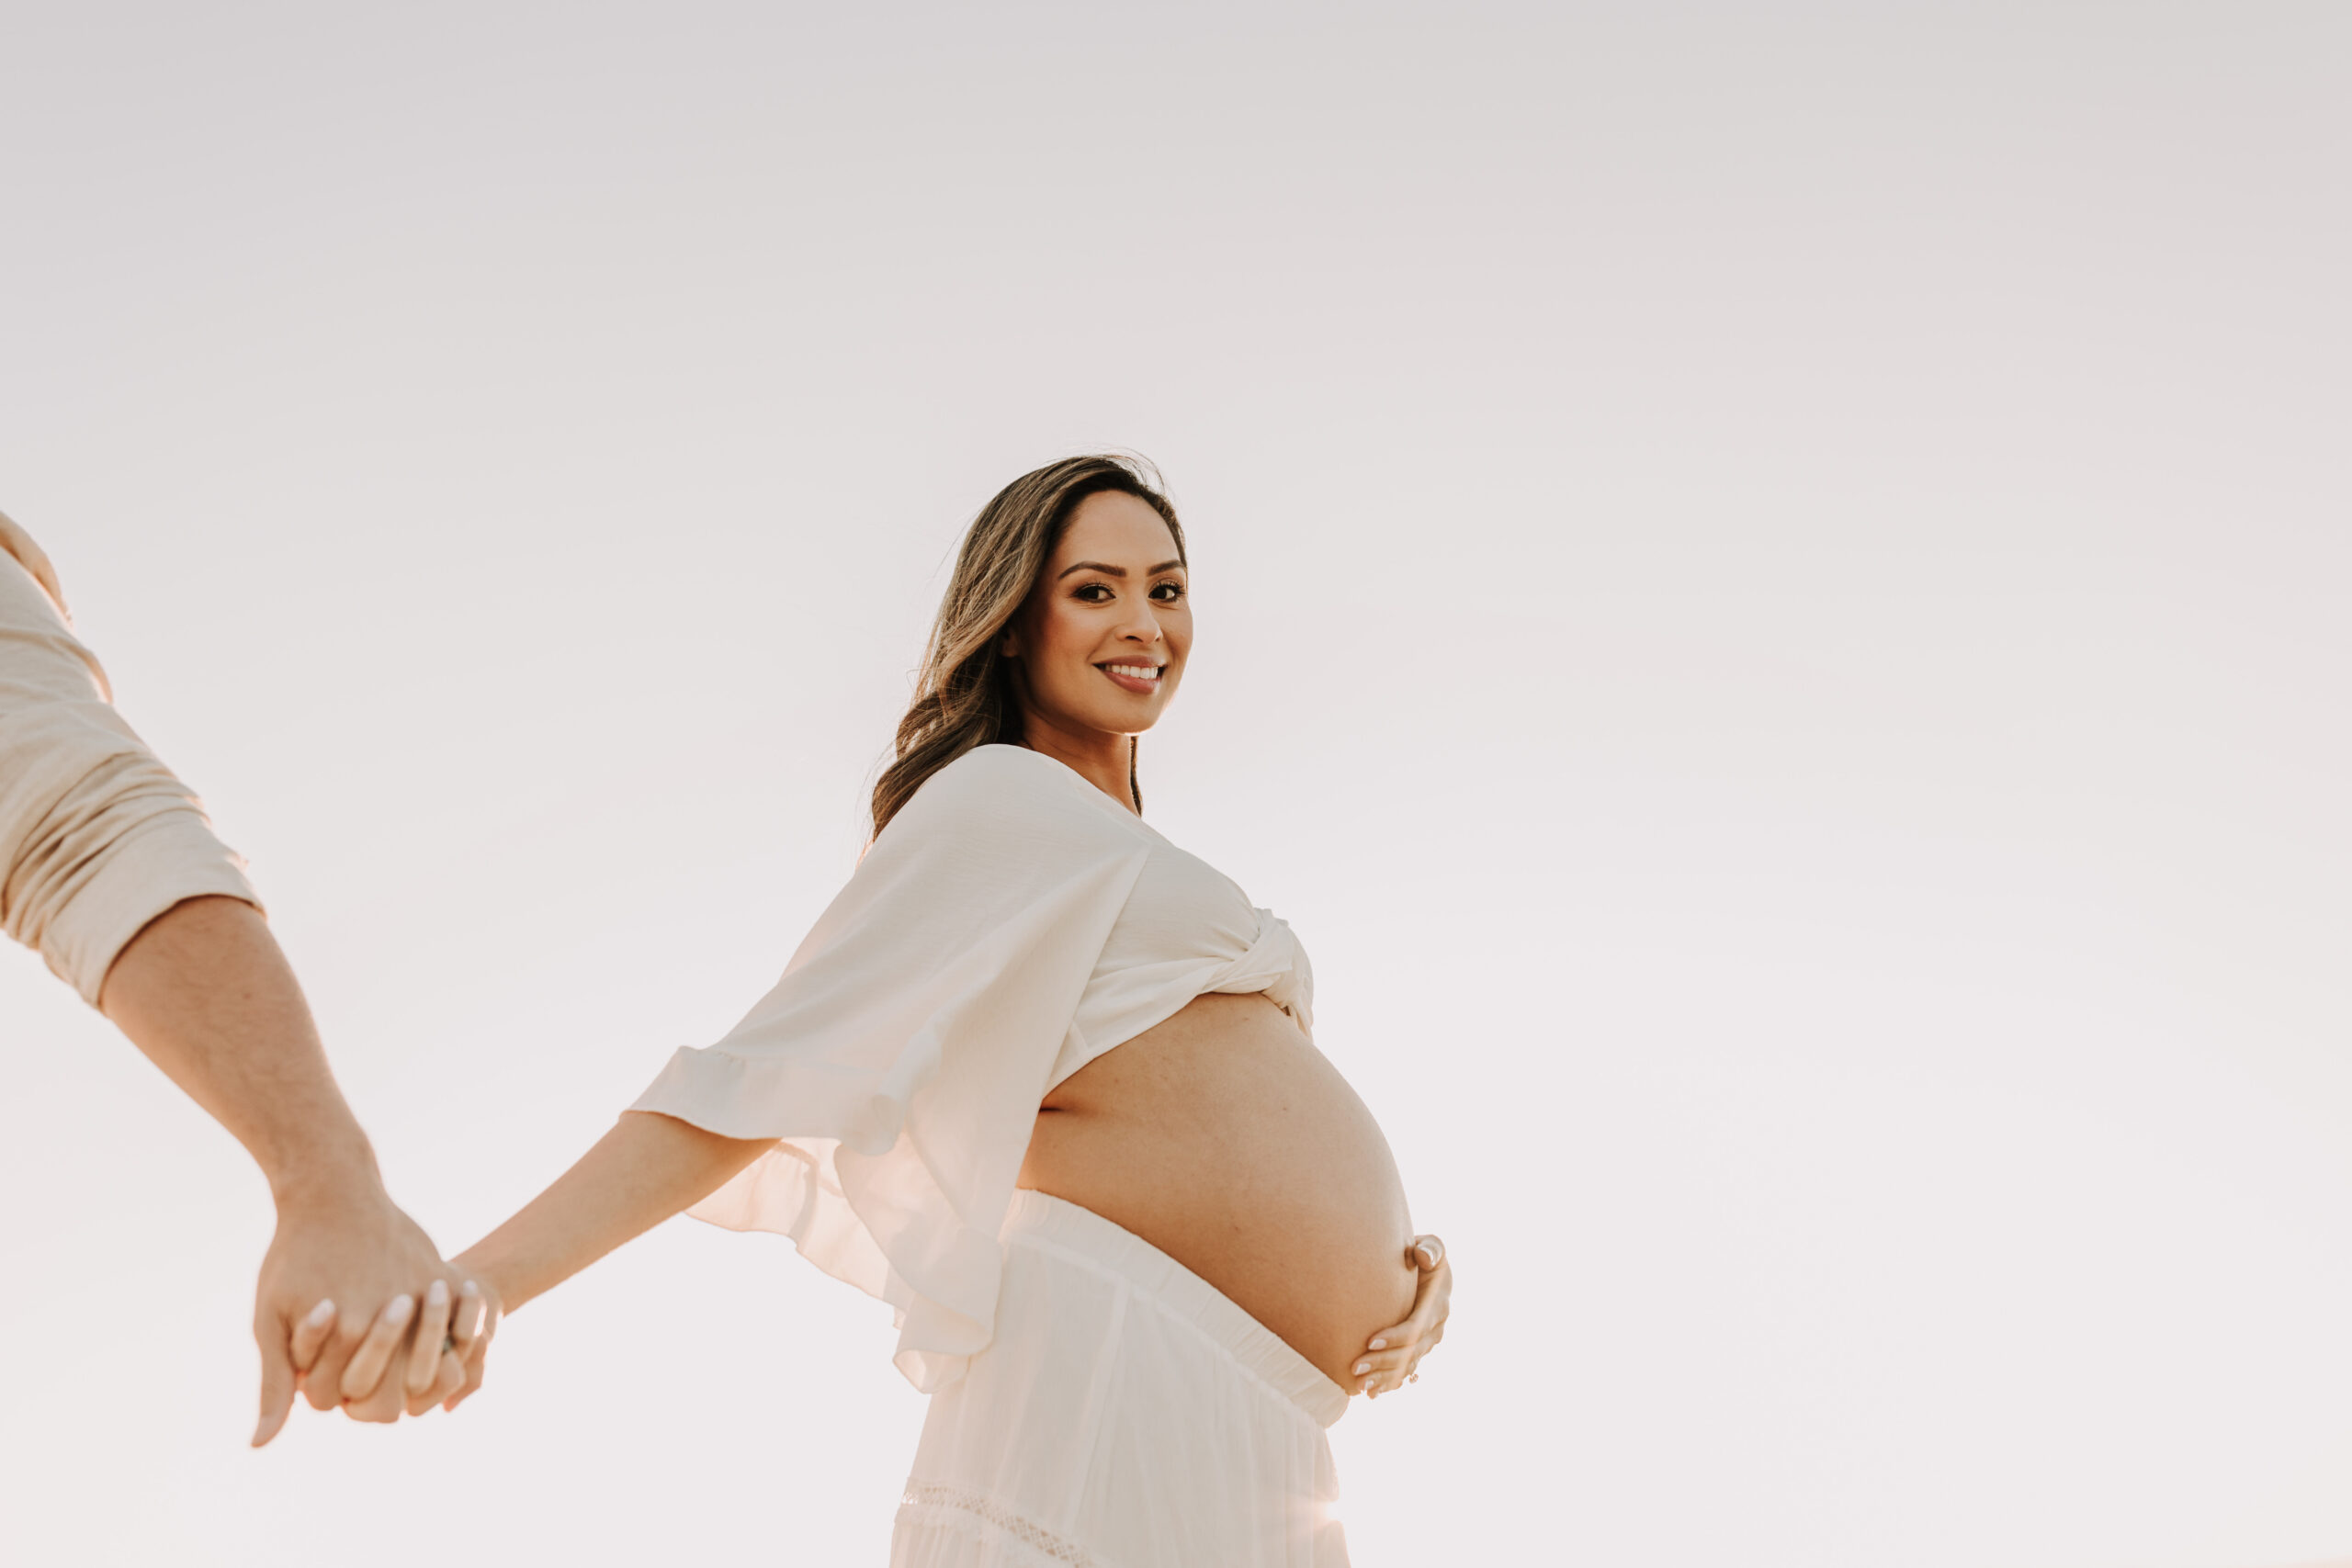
(0, 512, 261, 1006)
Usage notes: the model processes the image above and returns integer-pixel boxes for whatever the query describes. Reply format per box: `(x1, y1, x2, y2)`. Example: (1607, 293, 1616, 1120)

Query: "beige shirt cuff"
(41, 807, 262, 1006)
(1, 518, 264, 1005)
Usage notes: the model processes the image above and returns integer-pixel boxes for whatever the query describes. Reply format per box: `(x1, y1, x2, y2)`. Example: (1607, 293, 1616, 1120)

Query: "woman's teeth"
(1102, 664, 1160, 681)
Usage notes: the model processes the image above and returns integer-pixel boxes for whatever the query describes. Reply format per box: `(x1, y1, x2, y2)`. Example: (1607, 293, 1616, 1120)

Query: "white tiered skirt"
(891, 1190, 1351, 1568)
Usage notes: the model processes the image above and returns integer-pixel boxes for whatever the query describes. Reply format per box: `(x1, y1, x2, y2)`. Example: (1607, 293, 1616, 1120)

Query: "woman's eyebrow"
(1056, 558, 1186, 581)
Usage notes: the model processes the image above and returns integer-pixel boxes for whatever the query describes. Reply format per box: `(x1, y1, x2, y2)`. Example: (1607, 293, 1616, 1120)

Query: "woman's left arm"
(330, 1111, 777, 1412)
(1351, 1235, 1450, 1397)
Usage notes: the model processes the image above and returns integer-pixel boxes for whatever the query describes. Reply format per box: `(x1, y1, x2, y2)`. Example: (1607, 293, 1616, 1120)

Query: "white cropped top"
(629, 743, 1314, 1391)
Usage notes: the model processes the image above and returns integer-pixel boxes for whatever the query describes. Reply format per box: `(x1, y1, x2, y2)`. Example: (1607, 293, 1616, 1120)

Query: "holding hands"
(250, 1176, 501, 1444)
(289, 1273, 498, 1418)
(80, 894, 503, 1447)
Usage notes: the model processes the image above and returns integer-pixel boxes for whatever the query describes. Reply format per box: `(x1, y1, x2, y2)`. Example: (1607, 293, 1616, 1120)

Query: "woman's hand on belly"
(1017, 991, 1422, 1391)
(1348, 1235, 1451, 1398)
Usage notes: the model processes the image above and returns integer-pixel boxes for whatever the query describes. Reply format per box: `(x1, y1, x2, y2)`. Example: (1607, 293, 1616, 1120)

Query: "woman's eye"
(1073, 583, 1114, 603)
(1150, 581, 1186, 603)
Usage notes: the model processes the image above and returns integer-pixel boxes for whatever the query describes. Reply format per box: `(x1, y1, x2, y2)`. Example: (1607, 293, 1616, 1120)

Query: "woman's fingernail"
(458, 1279, 481, 1297)
(387, 1294, 415, 1321)
(1369, 1339, 1385, 1350)
(1353, 1360, 1370, 1375)
(425, 1279, 449, 1306)
(304, 1301, 335, 1327)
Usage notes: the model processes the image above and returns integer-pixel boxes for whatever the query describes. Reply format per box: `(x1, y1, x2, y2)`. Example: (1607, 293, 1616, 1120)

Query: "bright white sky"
(2, 5, 2347, 1565)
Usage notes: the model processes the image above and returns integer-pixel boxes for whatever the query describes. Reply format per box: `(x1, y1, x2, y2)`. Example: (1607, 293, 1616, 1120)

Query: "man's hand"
(88, 897, 468, 1446)
(251, 1175, 459, 1445)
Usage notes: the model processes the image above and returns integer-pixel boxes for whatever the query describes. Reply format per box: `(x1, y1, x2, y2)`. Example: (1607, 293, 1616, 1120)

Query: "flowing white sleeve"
(628, 746, 1148, 1392)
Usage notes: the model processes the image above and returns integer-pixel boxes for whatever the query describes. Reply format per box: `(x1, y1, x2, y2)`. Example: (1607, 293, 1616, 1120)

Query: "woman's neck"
(1016, 713, 1136, 814)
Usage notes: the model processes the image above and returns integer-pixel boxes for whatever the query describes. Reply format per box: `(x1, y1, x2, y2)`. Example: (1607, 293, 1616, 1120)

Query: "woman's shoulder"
(914, 741, 1077, 805)
(891, 743, 1143, 845)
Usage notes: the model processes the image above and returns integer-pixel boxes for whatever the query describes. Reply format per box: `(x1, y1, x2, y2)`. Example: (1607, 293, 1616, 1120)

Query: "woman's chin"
(1056, 696, 1167, 737)
(1031, 687, 1172, 743)
(1114, 700, 1170, 736)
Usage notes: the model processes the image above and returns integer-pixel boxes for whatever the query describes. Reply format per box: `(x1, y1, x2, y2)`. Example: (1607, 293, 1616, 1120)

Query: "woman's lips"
(1098, 662, 1163, 694)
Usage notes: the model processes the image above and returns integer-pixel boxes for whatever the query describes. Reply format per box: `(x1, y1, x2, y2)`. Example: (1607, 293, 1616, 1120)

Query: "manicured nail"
(304, 1301, 335, 1327)
(425, 1279, 449, 1307)
(1368, 1338, 1385, 1350)
(1353, 1360, 1370, 1376)
(458, 1279, 481, 1297)
(387, 1294, 415, 1321)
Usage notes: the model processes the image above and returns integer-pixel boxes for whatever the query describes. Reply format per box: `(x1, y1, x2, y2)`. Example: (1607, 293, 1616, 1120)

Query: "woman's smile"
(1098, 660, 1164, 694)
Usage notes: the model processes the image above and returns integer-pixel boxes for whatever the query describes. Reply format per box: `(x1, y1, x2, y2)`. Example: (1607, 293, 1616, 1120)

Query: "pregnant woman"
(385, 456, 1452, 1564)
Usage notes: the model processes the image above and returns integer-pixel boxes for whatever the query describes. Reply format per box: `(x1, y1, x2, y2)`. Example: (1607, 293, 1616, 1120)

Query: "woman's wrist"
(451, 1245, 525, 1317)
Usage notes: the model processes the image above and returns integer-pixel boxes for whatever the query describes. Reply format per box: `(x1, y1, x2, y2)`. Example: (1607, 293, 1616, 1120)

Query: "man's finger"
(408, 1348, 466, 1417)
(252, 1325, 298, 1449)
(343, 1372, 409, 1425)
(404, 1280, 453, 1398)
(303, 1315, 368, 1413)
(444, 1340, 488, 1413)
(289, 1300, 336, 1374)
(450, 1280, 489, 1356)
(338, 1293, 414, 1404)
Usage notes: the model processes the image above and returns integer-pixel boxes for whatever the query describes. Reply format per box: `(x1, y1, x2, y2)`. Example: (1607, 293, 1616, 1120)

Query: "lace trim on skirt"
(897, 1481, 1099, 1568)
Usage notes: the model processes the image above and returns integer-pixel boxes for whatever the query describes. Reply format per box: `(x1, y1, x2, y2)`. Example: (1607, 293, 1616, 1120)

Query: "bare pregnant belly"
(1015, 991, 1418, 1392)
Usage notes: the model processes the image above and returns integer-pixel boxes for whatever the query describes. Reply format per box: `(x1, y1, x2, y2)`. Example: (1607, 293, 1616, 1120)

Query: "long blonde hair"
(871, 455, 1186, 838)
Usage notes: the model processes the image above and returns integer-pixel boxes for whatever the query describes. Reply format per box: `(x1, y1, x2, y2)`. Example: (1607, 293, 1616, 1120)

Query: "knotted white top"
(628, 742, 1314, 1391)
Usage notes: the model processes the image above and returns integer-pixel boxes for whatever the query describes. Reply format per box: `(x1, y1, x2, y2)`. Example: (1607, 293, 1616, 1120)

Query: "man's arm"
(98, 895, 466, 1441)
(3, 515, 468, 1439)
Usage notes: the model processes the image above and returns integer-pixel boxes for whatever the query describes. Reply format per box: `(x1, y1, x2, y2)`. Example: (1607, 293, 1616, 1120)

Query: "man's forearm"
(96, 895, 381, 1202)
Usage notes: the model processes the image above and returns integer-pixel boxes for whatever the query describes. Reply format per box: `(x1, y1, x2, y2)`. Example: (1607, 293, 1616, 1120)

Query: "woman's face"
(1005, 490, 1191, 744)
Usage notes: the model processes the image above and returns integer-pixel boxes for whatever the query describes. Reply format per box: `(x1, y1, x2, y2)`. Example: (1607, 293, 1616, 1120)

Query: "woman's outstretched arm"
(412, 1112, 775, 1408)
(464, 1111, 775, 1310)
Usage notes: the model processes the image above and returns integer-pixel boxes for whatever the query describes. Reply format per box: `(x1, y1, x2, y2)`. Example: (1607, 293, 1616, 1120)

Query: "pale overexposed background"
(1, 5, 2346, 1565)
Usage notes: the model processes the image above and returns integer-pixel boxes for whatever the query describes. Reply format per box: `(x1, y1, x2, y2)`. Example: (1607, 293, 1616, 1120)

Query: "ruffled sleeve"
(628, 745, 1150, 1391)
